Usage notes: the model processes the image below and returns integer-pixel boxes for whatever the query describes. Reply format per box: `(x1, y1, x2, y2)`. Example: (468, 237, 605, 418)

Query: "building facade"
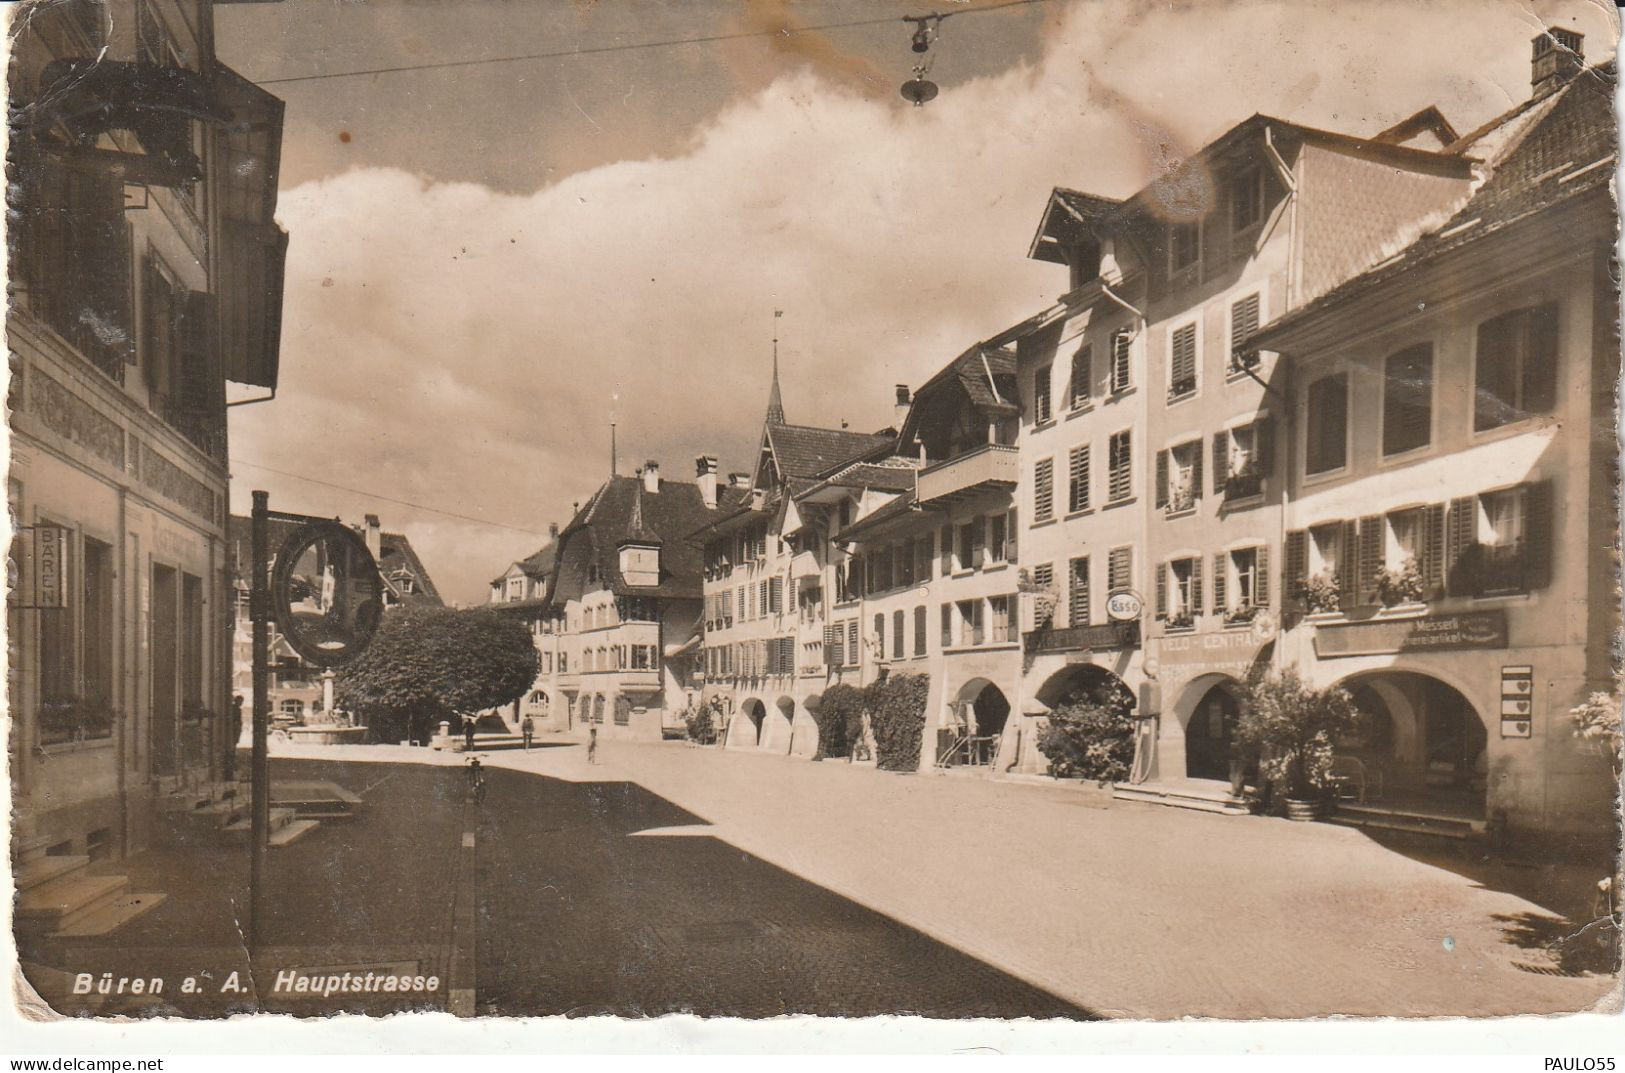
(9, 0, 286, 870)
(487, 525, 567, 734)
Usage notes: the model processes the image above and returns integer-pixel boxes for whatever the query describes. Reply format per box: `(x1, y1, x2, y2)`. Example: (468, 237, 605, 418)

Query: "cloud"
(229, 0, 1618, 604)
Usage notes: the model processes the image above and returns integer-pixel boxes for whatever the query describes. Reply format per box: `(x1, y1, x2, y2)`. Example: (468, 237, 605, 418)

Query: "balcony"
(916, 444, 1019, 505)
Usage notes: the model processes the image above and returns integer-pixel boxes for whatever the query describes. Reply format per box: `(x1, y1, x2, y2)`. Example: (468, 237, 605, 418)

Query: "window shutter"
(940, 526, 953, 576)
(770, 575, 783, 613)
(1071, 344, 1091, 407)
(1069, 444, 1091, 513)
(1034, 458, 1055, 522)
(1255, 544, 1270, 607)
(177, 290, 214, 415)
(848, 620, 859, 666)
(1155, 563, 1167, 619)
(1212, 552, 1228, 613)
(1006, 509, 1018, 564)
(874, 613, 885, 656)
(1357, 515, 1384, 605)
(1155, 449, 1169, 508)
(1523, 479, 1554, 590)
(1112, 331, 1132, 392)
(1230, 293, 1260, 364)
(971, 517, 986, 564)
(1191, 556, 1204, 615)
(1423, 503, 1446, 597)
(1191, 444, 1204, 502)
(941, 603, 953, 647)
(1212, 431, 1229, 494)
(1523, 305, 1559, 415)
(1256, 418, 1275, 476)
(915, 606, 927, 655)
(893, 609, 904, 659)
(1445, 497, 1479, 596)
(1171, 324, 1197, 388)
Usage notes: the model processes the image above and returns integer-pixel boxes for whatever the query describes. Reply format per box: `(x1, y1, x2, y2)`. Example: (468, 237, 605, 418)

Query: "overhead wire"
(249, 0, 1050, 86)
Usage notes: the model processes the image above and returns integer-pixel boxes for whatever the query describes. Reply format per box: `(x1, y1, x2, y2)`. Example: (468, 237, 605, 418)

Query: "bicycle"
(465, 755, 486, 804)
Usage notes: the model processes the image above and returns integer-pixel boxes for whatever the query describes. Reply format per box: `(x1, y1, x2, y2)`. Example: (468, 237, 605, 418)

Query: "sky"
(216, 0, 1620, 606)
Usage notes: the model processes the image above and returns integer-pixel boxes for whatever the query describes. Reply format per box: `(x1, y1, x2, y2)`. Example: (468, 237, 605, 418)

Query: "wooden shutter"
(770, 576, 783, 613)
(893, 610, 904, 658)
(1155, 449, 1169, 508)
(1034, 458, 1054, 522)
(1069, 556, 1090, 627)
(177, 290, 214, 414)
(971, 517, 986, 565)
(1190, 444, 1204, 502)
(1191, 556, 1204, 615)
(1155, 563, 1167, 618)
(847, 620, 859, 666)
(940, 603, 953, 647)
(940, 526, 953, 576)
(1069, 444, 1090, 513)
(915, 606, 927, 655)
(1071, 344, 1091, 407)
(1212, 431, 1229, 494)
(1357, 515, 1384, 605)
(1171, 324, 1197, 390)
(1523, 305, 1559, 415)
(1006, 509, 1018, 564)
(1445, 497, 1478, 596)
(1338, 520, 1360, 609)
(1212, 552, 1228, 613)
(874, 613, 884, 658)
(1230, 293, 1260, 365)
(1255, 544, 1270, 607)
(1112, 331, 1132, 392)
(1423, 503, 1446, 597)
(1256, 418, 1275, 476)
(1109, 547, 1131, 593)
(1523, 479, 1554, 591)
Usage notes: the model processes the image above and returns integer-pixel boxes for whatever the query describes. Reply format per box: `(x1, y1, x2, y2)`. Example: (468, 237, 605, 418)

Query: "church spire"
(766, 309, 786, 426)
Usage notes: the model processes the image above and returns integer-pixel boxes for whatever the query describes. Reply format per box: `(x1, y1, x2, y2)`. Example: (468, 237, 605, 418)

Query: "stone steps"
(15, 854, 91, 893)
(53, 891, 169, 938)
(1327, 803, 1480, 840)
(1113, 781, 1250, 815)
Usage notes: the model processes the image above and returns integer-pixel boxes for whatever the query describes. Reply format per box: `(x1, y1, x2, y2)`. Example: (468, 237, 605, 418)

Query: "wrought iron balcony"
(916, 443, 1019, 505)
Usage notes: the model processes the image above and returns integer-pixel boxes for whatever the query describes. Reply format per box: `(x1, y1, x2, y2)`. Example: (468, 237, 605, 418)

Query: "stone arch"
(1328, 668, 1488, 813)
(730, 697, 767, 749)
(1173, 675, 1246, 782)
(764, 695, 796, 753)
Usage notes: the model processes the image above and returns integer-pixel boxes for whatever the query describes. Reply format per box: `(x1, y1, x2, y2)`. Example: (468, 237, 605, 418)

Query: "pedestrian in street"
(226, 694, 245, 780)
(463, 714, 477, 753)
(587, 726, 598, 765)
(521, 714, 535, 750)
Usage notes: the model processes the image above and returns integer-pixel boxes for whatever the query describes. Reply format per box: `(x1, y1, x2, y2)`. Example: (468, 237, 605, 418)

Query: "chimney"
(1531, 27, 1584, 100)
(549, 522, 560, 539)
(695, 455, 719, 509)
(729, 472, 751, 488)
(363, 514, 381, 561)
(643, 460, 660, 494)
(894, 384, 911, 429)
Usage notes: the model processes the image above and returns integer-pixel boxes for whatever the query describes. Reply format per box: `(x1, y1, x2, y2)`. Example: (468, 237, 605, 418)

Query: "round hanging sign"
(1105, 589, 1144, 623)
(270, 521, 384, 668)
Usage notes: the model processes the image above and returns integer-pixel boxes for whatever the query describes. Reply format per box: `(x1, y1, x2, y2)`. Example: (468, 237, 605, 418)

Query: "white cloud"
(229, 0, 1617, 603)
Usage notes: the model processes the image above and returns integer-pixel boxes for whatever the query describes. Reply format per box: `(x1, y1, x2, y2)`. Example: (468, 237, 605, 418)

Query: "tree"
(1235, 668, 1362, 800)
(815, 684, 868, 760)
(866, 674, 929, 771)
(1570, 692, 1622, 779)
(336, 605, 538, 743)
(1036, 672, 1138, 782)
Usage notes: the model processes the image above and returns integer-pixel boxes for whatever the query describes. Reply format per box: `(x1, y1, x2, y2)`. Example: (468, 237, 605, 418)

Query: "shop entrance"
(1335, 672, 1487, 817)
(1184, 682, 1242, 781)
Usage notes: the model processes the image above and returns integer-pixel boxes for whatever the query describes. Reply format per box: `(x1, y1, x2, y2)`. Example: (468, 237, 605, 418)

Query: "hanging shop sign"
(32, 524, 70, 610)
(1500, 665, 1534, 739)
(1313, 609, 1508, 659)
(1105, 589, 1144, 623)
(1033, 620, 1141, 655)
(270, 521, 383, 668)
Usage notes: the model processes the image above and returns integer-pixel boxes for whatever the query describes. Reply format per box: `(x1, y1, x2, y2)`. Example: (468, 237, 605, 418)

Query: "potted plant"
(1236, 668, 1362, 821)
(1165, 610, 1195, 631)
(1304, 571, 1341, 614)
(1374, 557, 1425, 607)
(1223, 602, 1258, 625)
(1224, 461, 1263, 500)
(1570, 692, 1622, 780)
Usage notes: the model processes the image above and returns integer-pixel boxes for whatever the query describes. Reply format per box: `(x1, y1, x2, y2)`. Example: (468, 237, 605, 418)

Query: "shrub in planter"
(1035, 675, 1137, 782)
(865, 674, 929, 771)
(1304, 571, 1341, 614)
(816, 684, 868, 760)
(685, 700, 719, 745)
(1235, 668, 1362, 814)
(1374, 558, 1425, 607)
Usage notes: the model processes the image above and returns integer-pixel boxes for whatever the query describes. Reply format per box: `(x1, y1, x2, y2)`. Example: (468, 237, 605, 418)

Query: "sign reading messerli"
(1312, 609, 1509, 659)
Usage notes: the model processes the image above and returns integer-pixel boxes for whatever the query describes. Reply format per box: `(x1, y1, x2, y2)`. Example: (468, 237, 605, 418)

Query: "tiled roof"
(765, 422, 893, 481)
(555, 476, 742, 599)
(1256, 65, 1616, 345)
(833, 489, 939, 543)
(817, 461, 919, 493)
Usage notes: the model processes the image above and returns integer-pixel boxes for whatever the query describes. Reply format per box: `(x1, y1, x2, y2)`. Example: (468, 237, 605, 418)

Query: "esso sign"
(1106, 590, 1144, 622)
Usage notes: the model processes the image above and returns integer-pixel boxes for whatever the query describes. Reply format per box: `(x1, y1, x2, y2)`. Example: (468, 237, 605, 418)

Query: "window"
(1032, 562, 1054, 592)
(1157, 441, 1202, 514)
(1232, 167, 1266, 233)
(989, 514, 1007, 563)
(1216, 546, 1268, 620)
(82, 537, 113, 707)
(990, 595, 1016, 643)
(1215, 421, 1269, 500)
(1229, 292, 1262, 371)
(1068, 444, 1091, 513)
(1476, 486, 1535, 594)
(874, 613, 885, 659)
(1107, 547, 1132, 594)
(915, 535, 934, 581)
(1034, 364, 1053, 424)
(1383, 343, 1433, 455)
(1387, 508, 1423, 570)
(280, 699, 305, 717)
(1034, 458, 1055, 523)
(1159, 557, 1202, 627)
(1110, 331, 1133, 394)
(847, 620, 859, 667)
(958, 520, 980, 571)
(940, 603, 953, 648)
(914, 606, 927, 656)
(1168, 323, 1198, 401)
(1068, 556, 1090, 627)
(1170, 220, 1201, 273)
(1108, 431, 1132, 503)
(1473, 303, 1558, 431)
(39, 528, 76, 706)
(1305, 373, 1348, 475)
(1069, 344, 1091, 410)
(893, 609, 905, 659)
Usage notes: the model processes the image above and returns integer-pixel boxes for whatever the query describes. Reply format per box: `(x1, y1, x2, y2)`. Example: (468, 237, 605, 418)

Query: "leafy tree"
(1036, 672, 1137, 781)
(866, 674, 929, 772)
(1235, 668, 1361, 800)
(816, 684, 868, 760)
(1570, 692, 1622, 779)
(336, 605, 538, 743)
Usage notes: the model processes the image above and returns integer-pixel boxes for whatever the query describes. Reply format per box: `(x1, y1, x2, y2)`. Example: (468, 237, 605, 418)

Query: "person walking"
(587, 726, 598, 765)
(463, 714, 477, 753)
(521, 714, 535, 751)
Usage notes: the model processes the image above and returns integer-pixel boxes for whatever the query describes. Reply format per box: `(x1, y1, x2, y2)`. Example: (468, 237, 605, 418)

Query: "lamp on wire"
(900, 13, 944, 106)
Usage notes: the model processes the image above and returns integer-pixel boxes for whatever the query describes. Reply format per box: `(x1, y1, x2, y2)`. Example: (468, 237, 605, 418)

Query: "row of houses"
(488, 30, 1617, 843)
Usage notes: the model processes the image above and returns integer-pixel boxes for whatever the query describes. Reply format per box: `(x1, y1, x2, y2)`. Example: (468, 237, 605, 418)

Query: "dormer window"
(1169, 221, 1201, 274)
(1232, 167, 1267, 233)
(619, 543, 660, 589)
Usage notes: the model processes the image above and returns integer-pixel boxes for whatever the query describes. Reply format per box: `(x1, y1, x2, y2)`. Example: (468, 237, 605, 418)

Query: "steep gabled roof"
(764, 422, 894, 481)
(1255, 63, 1616, 347)
(1374, 105, 1460, 149)
(898, 344, 1019, 449)
(550, 476, 743, 600)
